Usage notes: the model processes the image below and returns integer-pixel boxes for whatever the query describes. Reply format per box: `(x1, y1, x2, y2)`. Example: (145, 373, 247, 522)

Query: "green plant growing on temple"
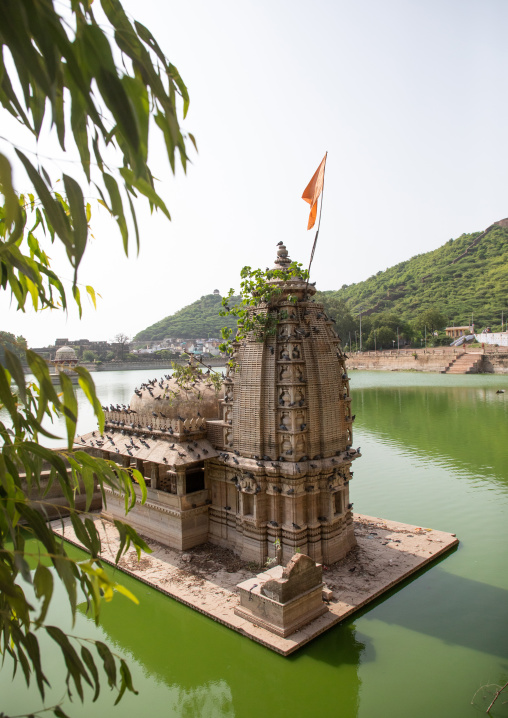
(219, 263, 309, 364)
(0, 0, 193, 714)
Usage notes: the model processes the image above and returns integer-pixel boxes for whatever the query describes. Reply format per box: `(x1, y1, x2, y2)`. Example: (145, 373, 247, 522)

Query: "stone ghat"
(346, 348, 508, 374)
(347, 349, 463, 373)
(51, 514, 458, 656)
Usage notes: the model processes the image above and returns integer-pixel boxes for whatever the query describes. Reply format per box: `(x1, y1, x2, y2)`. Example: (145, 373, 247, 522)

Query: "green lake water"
(2, 370, 508, 717)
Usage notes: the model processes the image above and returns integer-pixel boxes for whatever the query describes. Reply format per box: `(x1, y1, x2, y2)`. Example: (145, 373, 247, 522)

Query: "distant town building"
(445, 326, 473, 339)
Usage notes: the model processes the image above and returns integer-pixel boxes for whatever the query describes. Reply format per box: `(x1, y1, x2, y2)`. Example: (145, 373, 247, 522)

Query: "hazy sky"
(2, 0, 507, 346)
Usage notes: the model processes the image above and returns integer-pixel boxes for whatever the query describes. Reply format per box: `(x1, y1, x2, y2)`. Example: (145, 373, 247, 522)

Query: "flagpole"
(305, 151, 327, 297)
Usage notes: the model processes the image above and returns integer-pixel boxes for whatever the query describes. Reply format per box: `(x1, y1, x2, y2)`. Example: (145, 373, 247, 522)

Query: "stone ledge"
(51, 513, 458, 656)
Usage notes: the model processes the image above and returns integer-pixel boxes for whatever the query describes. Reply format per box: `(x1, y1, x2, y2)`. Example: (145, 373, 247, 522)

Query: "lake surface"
(2, 370, 508, 717)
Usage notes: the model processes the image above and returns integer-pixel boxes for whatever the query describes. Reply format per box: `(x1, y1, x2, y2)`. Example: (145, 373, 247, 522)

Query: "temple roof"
(55, 345, 77, 360)
(77, 430, 218, 468)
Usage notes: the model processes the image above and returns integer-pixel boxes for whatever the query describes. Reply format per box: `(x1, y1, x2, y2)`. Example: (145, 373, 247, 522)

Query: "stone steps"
(443, 353, 484, 374)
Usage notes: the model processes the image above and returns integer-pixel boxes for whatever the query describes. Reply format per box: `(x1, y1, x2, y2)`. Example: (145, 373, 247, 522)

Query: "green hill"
(318, 220, 508, 330)
(135, 222, 508, 344)
(134, 293, 238, 341)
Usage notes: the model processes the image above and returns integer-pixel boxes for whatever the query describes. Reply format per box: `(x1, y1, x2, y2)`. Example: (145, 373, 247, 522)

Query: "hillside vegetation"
(318, 221, 508, 329)
(135, 222, 508, 344)
(135, 293, 238, 341)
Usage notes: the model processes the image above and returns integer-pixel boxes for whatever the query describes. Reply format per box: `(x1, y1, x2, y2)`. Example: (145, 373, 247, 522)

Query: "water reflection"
(353, 383, 508, 483)
(363, 566, 508, 659)
(92, 572, 367, 717)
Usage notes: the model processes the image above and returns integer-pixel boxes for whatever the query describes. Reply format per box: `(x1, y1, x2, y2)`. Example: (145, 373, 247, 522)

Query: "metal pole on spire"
(304, 152, 328, 295)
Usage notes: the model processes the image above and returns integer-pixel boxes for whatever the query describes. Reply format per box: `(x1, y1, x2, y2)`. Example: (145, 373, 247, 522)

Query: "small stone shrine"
(235, 553, 328, 637)
(51, 345, 79, 383)
(77, 243, 360, 566)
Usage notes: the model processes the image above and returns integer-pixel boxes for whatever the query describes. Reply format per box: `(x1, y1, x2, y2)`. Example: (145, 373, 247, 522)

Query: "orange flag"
(301, 153, 327, 230)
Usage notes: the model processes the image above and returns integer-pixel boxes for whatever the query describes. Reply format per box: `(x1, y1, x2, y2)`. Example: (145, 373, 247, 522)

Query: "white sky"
(2, 0, 507, 346)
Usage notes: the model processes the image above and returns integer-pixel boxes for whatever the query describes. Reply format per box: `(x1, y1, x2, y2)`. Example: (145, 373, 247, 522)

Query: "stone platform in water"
(51, 514, 458, 656)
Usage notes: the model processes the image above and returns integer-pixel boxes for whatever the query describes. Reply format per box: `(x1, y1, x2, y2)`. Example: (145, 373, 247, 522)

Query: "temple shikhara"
(78, 243, 360, 566)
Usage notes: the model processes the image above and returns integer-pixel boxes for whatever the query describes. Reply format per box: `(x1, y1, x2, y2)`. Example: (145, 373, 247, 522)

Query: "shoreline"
(346, 347, 508, 374)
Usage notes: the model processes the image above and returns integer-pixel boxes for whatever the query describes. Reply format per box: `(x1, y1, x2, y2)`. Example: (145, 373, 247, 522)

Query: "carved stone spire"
(273, 243, 292, 269)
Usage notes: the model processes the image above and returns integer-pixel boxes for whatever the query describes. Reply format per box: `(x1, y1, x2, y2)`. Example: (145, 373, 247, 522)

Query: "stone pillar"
(176, 469, 186, 496)
(150, 462, 158, 490)
(307, 490, 318, 525)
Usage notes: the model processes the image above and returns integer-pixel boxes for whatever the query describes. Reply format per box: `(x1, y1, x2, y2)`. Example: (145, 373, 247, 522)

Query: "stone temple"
(78, 243, 360, 566)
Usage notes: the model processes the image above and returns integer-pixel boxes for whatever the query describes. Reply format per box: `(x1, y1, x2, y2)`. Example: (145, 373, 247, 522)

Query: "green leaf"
(120, 168, 170, 220)
(85, 284, 97, 309)
(84, 517, 101, 556)
(134, 20, 167, 65)
(126, 191, 140, 254)
(74, 367, 104, 432)
(80, 645, 100, 702)
(131, 468, 147, 505)
(15, 150, 72, 250)
(168, 62, 189, 118)
(63, 173, 88, 269)
(34, 564, 54, 628)
(54, 706, 71, 718)
(97, 69, 140, 151)
(97, 198, 111, 213)
(0, 152, 22, 240)
(95, 641, 117, 689)
(121, 75, 149, 162)
(59, 371, 78, 449)
(103, 173, 128, 254)
(70, 511, 92, 551)
(0, 363, 19, 424)
(46, 625, 93, 700)
(113, 583, 139, 605)
(81, 467, 95, 512)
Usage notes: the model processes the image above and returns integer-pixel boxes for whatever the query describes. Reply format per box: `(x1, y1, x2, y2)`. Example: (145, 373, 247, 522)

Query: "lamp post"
(358, 308, 363, 353)
(397, 326, 399, 351)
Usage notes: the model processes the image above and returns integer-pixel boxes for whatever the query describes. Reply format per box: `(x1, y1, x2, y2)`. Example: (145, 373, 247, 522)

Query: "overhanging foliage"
(0, 0, 193, 714)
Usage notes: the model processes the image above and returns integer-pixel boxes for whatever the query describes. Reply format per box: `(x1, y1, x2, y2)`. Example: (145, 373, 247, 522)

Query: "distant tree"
(82, 349, 99, 362)
(114, 333, 131, 360)
(105, 350, 115, 362)
(0, 331, 27, 364)
(368, 325, 397, 350)
(413, 308, 448, 334)
(318, 296, 357, 343)
(155, 349, 177, 361)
